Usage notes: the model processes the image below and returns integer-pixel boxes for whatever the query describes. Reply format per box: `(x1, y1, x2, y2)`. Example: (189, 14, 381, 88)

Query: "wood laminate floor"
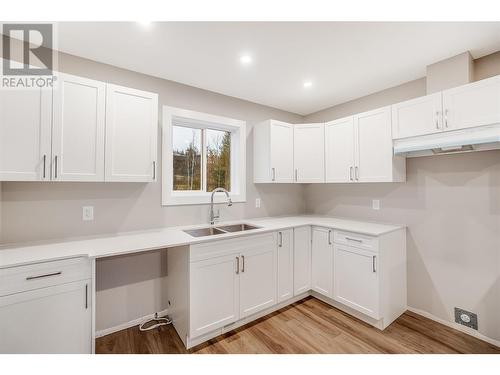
(96, 297, 500, 354)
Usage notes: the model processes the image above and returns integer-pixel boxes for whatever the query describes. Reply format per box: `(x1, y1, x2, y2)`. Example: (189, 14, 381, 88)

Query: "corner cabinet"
(293, 226, 311, 296)
(105, 84, 158, 182)
(0, 73, 158, 182)
(253, 119, 294, 183)
(293, 123, 325, 183)
(311, 227, 333, 298)
(325, 107, 405, 183)
(277, 229, 294, 302)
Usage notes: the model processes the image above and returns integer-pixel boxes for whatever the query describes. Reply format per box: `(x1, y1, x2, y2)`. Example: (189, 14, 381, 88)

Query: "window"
(163, 106, 246, 206)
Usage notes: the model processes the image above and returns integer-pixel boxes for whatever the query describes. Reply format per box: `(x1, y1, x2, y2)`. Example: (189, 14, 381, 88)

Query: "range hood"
(393, 124, 500, 158)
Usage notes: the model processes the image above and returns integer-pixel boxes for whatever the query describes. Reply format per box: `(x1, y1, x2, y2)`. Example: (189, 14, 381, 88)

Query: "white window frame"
(162, 106, 246, 206)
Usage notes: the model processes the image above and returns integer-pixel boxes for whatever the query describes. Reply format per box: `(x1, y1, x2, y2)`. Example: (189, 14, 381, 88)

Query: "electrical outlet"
(255, 198, 261, 208)
(82, 206, 94, 221)
(372, 199, 380, 210)
(454, 307, 478, 330)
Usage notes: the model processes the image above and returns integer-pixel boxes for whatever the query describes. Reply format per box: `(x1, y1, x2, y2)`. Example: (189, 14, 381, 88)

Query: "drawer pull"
(85, 283, 88, 309)
(328, 230, 332, 245)
(346, 237, 363, 243)
(26, 271, 62, 281)
(372, 255, 377, 273)
(241, 255, 245, 273)
(278, 232, 283, 247)
(236, 257, 240, 274)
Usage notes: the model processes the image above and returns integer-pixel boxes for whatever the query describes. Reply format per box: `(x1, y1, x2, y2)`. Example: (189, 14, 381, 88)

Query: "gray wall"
(0, 50, 304, 331)
(303, 52, 500, 341)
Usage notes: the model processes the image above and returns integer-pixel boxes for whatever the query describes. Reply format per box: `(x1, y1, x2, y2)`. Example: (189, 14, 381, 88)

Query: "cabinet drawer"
(0, 257, 91, 297)
(190, 233, 275, 262)
(333, 230, 378, 252)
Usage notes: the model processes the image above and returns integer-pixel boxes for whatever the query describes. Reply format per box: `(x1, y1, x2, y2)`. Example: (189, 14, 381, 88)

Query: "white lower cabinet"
(189, 254, 240, 338)
(333, 244, 379, 319)
(240, 245, 277, 317)
(293, 226, 311, 296)
(311, 227, 334, 298)
(187, 233, 277, 341)
(0, 258, 92, 354)
(277, 229, 294, 302)
(172, 225, 406, 349)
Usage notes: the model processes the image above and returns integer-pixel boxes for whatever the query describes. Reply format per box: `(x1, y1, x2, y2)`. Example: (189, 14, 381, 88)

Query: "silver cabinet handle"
(241, 255, 245, 273)
(43, 154, 46, 179)
(355, 166, 359, 181)
(435, 111, 440, 129)
(85, 283, 88, 309)
(372, 255, 377, 273)
(26, 271, 62, 281)
(54, 155, 58, 179)
(349, 166, 353, 181)
(236, 256, 240, 274)
(328, 230, 332, 245)
(271, 167, 276, 182)
(153, 161, 156, 180)
(444, 109, 449, 128)
(346, 237, 363, 243)
(295, 169, 298, 182)
(278, 232, 283, 247)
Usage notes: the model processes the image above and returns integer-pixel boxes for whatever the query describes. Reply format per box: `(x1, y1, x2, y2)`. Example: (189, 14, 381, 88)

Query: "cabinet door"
(293, 226, 311, 296)
(0, 280, 91, 353)
(105, 84, 158, 182)
(277, 229, 293, 302)
(355, 106, 394, 182)
(189, 254, 239, 338)
(239, 243, 277, 318)
(270, 120, 294, 183)
(443, 75, 500, 131)
(333, 245, 379, 319)
(391, 93, 443, 139)
(311, 227, 333, 298)
(293, 123, 325, 183)
(52, 73, 106, 181)
(325, 117, 355, 183)
(0, 88, 52, 181)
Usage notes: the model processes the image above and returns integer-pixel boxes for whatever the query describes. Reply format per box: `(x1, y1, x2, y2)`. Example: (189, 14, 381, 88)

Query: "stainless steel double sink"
(183, 223, 261, 238)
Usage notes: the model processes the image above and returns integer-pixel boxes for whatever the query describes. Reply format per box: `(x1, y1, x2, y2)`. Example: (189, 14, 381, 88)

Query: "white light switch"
(255, 198, 261, 208)
(372, 200, 380, 210)
(82, 206, 94, 221)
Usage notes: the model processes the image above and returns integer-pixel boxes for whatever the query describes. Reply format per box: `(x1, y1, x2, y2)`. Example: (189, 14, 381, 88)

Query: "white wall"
(303, 51, 500, 342)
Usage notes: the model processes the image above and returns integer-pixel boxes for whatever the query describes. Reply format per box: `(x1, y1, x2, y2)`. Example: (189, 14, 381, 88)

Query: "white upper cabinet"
(253, 119, 294, 183)
(105, 84, 158, 182)
(293, 123, 325, 183)
(442, 75, 500, 131)
(52, 73, 106, 181)
(325, 117, 355, 183)
(391, 93, 443, 139)
(355, 106, 405, 182)
(0, 72, 159, 183)
(0, 88, 52, 181)
(324, 107, 405, 183)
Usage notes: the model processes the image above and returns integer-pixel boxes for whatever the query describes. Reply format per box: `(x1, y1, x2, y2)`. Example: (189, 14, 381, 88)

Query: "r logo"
(2, 23, 53, 75)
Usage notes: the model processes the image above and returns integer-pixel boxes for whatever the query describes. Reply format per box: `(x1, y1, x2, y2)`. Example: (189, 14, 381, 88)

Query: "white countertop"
(0, 215, 403, 269)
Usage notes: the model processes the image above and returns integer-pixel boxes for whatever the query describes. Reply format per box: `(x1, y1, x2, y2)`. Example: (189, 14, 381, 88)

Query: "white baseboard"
(406, 306, 500, 348)
(95, 308, 169, 338)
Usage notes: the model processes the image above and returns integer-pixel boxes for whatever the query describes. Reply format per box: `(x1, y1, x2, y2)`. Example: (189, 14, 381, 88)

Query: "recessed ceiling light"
(303, 81, 313, 88)
(240, 55, 252, 65)
(138, 21, 152, 28)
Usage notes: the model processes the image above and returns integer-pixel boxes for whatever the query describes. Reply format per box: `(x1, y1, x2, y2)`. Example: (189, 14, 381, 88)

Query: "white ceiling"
(55, 22, 500, 115)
